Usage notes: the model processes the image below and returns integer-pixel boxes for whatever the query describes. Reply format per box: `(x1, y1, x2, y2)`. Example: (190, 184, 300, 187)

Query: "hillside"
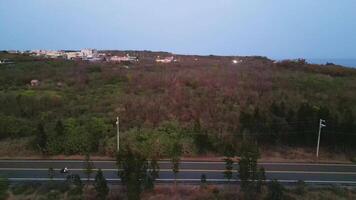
(0, 51, 355, 158)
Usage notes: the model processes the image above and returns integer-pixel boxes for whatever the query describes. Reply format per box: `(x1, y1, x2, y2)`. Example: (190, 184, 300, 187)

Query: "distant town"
(4, 49, 183, 64)
(2, 49, 248, 66)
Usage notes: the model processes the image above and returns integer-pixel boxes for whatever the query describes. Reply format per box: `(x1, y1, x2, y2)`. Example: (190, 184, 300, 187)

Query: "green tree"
(193, 119, 212, 154)
(48, 167, 55, 181)
(266, 180, 284, 200)
(85, 117, 108, 152)
(144, 157, 159, 191)
(149, 157, 160, 181)
(62, 118, 88, 155)
(256, 167, 266, 192)
(47, 120, 65, 154)
(169, 141, 182, 188)
(68, 174, 84, 196)
(0, 177, 9, 200)
(296, 103, 317, 146)
(200, 174, 207, 189)
(295, 180, 306, 195)
(94, 169, 109, 200)
(55, 120, 64, 136)
(342, 108, 354, 134)
(83, 153, 94, 187)
(238, 156, 249, 188)
(117, 146, 148, 200)
(171, 156, 180, 187)
(238, 140, 260, 189)
(144, 175, 154, 191)
(35, 122, 47, 154)
(238, 140, 265, 200)
(223, 157, 234, 183)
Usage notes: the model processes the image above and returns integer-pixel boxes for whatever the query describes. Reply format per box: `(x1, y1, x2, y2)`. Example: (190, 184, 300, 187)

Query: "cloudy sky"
(1, 0, 355, 59)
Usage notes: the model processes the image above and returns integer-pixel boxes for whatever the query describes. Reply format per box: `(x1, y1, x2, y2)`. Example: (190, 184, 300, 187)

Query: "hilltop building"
(65, 51, 81, 60)
(80, 49, 98, 59)
(156, 56, 175, 63)
(30, 49, 103, 60)
(32, 50, 65, 58)
(110, 54, 139, 63)
(7, 50, 21, 54)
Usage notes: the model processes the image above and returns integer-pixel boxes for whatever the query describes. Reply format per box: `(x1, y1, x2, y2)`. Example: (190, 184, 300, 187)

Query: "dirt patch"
(260, 146, 354, 163)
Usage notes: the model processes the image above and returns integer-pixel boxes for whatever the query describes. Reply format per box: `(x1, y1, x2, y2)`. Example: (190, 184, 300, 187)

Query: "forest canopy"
(0, 52, 355, 157)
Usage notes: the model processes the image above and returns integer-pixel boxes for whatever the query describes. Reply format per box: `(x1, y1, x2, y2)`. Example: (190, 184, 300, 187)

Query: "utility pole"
(116, 116, 120, 152)
(316, 119, 326, 158)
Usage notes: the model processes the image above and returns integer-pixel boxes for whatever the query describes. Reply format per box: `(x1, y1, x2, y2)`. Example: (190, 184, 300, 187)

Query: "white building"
(110, 54, 139, 62)
(46, 51, 64, 58)
(7, 50, 20, 54)
(87, 57, 104, 62)
(29, 49, 104, 60)
(31, 50, 64, 58)
(80, 49, 98, 59)
(65, 52, 81, 60)
(156, 56, 175, 63)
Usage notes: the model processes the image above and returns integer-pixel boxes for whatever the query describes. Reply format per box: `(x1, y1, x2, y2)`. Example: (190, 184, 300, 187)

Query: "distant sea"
(306, 58, 356, 68)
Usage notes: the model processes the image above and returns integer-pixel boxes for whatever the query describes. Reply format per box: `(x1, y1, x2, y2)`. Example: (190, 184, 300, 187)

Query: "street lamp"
(116, 117, 119, 152)
(316, 119, 326, 158)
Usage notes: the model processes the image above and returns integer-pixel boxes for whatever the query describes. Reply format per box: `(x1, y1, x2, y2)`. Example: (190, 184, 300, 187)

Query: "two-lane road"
(1, 160, 356, 185)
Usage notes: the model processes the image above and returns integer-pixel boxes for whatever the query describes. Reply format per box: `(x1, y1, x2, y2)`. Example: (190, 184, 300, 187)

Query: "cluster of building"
(29, 49, 143, 63)
(31, 49, 105, 61)
(30, 49, 179, 64)
(6, 49, 183, 64)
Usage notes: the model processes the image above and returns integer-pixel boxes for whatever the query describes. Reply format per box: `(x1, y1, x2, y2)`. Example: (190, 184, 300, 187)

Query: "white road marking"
(6, 178, 356, 184)
(260, 162, 356, 167)
(0, 160, 355, 167)
(1, 168, 356, 174)
(0, 160, 115, 163)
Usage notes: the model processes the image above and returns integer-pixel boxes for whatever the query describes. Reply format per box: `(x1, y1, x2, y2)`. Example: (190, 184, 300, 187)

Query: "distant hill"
(307, 58, 356, 68)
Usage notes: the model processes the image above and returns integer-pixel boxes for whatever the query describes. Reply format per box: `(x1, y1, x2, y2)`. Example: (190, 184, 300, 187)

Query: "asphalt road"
(1, 160, 356, 185)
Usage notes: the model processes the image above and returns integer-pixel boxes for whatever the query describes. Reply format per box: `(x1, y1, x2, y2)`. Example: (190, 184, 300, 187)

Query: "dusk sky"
(1, 0, 356, 59)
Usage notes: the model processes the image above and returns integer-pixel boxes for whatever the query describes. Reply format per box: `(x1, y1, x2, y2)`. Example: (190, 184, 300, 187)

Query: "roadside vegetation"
(0, 141, 355, 199)
(0, 52, 355, 159)
(3, 177, 356, 200)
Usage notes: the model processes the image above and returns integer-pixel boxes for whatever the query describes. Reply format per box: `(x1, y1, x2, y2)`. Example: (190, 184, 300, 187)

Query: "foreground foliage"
(4, 180, 356, 200)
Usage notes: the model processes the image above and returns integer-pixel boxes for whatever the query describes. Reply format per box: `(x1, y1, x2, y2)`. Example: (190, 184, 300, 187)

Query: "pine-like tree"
(223, 157, 234, 183)
(94, 169, 109, 200)
(266, 180, 284, 200)
(84, 153, 94, 187)
(36, 122, 47, 154)
(117, 146, 149, 200)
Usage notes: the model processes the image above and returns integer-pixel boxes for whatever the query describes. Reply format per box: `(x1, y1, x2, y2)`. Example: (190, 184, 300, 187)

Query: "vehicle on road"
(60, 167, 69, 174)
